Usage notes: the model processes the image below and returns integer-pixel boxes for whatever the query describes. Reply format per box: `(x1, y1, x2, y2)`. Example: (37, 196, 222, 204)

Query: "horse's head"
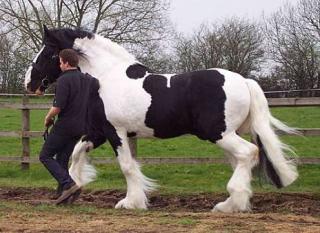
(25, 25, 94, 94)
(25, 25, 63, 94)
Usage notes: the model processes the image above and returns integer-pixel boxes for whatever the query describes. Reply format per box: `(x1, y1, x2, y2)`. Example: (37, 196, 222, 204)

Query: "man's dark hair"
(59, 49, 79, 67)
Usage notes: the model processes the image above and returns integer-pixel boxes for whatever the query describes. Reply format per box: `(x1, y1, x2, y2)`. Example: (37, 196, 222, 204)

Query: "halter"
(32, 43, 60, 91)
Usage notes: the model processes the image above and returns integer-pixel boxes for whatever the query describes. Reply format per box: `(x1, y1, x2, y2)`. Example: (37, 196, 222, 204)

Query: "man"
(39, 48, 92, 205)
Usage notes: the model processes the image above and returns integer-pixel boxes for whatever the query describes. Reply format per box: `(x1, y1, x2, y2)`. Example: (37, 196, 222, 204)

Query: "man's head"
(59, 49, 79, 71)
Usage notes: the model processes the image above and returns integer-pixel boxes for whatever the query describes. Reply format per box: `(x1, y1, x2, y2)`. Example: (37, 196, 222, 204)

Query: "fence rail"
(2, 97, 320, 109)
(268, 97, 320, 107)
(1, 94, 320, 168)
(0, 102, 51, 109)
(1, 128, 320, 138)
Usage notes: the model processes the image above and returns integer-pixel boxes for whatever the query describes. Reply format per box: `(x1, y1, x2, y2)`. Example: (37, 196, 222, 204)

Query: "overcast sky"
(170, 0, 300, 34)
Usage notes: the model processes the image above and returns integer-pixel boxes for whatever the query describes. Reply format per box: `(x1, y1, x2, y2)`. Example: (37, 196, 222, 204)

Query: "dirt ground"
(0, 187, 319, 232)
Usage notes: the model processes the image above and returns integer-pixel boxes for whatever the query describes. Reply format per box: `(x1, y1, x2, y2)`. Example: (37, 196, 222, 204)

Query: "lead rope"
(43, 118, 55, 141)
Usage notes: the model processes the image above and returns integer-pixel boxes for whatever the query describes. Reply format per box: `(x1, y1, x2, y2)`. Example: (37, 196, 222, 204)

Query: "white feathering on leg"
(69, 140, 97, 187)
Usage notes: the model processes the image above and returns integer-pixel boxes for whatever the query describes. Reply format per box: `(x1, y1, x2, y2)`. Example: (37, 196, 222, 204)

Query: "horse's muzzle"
(35, 87, 44, 96)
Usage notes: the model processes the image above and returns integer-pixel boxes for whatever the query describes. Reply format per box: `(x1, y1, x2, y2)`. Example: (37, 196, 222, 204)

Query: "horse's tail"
(245, 79, 298, 188)
(69, 140, 97, 187)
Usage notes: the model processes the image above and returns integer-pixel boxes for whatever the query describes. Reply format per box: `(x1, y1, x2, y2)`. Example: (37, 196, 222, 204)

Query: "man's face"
(59, 57, 68, 72)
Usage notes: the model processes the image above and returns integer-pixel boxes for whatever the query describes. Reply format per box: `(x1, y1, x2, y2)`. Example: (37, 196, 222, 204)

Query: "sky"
(170, 0, 300, 34)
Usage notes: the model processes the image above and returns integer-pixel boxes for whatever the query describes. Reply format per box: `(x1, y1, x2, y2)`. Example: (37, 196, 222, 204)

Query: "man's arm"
(44, 106, 61, 127)
(46, 75, 68, 127)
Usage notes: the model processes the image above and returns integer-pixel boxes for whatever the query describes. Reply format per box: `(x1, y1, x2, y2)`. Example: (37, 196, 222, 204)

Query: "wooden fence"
(0, 94, 320, 169)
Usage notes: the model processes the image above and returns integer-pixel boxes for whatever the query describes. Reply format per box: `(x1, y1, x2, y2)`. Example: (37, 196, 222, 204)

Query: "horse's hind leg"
(114, 130, 157, 210)
(213, 132, 259, 213)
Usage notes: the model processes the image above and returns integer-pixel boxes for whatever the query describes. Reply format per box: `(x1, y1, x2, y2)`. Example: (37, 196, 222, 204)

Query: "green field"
(0, 101, 319, 194)
(0, 106, 319, 158)
(0, 162, 319, 194)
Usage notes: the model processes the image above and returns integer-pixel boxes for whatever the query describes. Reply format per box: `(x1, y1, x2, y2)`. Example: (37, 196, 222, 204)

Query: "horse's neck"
(74, 35, 136, 79)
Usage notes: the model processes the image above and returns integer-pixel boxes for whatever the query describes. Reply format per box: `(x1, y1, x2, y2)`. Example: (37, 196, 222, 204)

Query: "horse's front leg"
(114, 129, 157, 210)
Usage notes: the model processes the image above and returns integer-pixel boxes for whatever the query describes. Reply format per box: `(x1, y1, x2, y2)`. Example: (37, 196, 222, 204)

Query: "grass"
(0, 101, 319, 194)
(0, 200, 115, 216)
(178, 218, 198, 226)
(271, 107, 320, 128)
(1, 105, 318, 130)
(0, 162, 319, 194)
(0, 100, 318, 232)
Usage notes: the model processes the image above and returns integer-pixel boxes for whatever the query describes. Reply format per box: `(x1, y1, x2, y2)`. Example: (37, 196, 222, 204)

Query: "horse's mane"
(91, 34, 136, 62)
(48, 27, 135, 62)
(50, 28, 94, 43)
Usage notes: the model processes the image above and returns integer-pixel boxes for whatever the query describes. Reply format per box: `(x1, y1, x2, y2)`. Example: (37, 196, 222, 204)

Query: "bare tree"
(0, 34, 30, 92)
(174, 32, 203, 72)
(0, 35, 13, 92)
(220, 18, 264, 77)
(299, 0, 320, 40)
(174, 18, 265, 77)
(0, 0, 171, 92)
(264, 0, 320, 91)
(133, 39, 177, 73)
(0, 0, 170, 51)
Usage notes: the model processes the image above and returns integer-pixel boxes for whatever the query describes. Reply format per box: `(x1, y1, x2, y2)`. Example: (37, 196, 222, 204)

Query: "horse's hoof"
(115, 198, 147, 210)
(212, 204, 225, 213)
(212, 200, 235, 213)
(115, 198, 133, 209)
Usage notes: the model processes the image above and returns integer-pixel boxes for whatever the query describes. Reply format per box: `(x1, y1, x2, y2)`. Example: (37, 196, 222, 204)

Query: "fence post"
(128, 138, 137, 158)
(21, 95, 30, 170)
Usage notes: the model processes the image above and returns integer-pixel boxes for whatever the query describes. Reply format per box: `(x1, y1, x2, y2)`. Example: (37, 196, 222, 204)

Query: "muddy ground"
(0, 187, 319, 232)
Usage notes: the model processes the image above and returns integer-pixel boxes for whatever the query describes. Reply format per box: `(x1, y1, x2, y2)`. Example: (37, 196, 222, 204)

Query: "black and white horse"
(25, 26, 298, 213)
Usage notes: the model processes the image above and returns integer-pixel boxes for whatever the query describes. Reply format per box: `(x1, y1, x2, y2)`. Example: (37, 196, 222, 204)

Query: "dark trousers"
(39, 130, 80, 188)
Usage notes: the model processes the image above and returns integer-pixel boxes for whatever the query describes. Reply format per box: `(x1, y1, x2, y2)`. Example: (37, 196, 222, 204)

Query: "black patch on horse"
(143, 70, 226, 142)
(127, 132, 137, 137)
(126, 63, 151, 79)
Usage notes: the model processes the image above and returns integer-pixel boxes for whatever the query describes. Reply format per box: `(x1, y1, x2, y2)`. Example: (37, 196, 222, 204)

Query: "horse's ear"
(43, 25, 50, 39)
(43, 25, 59, 45)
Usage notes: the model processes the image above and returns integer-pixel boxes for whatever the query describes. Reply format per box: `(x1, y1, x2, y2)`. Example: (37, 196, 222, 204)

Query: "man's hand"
(44, 107, 60, 128)
(44, 116, 54, 127)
